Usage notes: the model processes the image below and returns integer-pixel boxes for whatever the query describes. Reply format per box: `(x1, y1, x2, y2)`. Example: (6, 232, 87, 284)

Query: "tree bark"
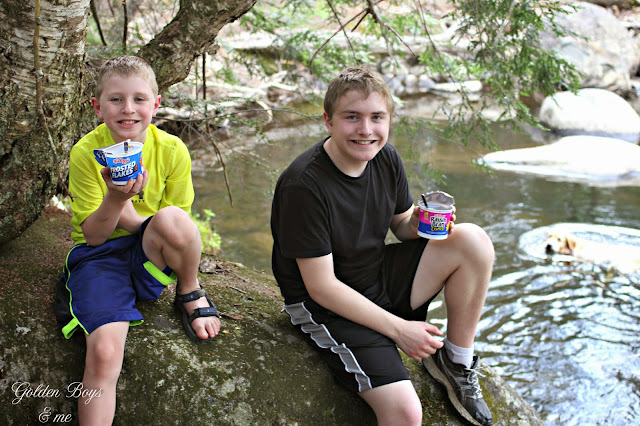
(0, 0, 91, 244)
(0, 0, 256, 244)
(139, 0, 257, 93)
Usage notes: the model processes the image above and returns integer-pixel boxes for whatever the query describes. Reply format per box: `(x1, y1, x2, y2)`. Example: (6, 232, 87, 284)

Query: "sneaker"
(423, 348, 493, 426)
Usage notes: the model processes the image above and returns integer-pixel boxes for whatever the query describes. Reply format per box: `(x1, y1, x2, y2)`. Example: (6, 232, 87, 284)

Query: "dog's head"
(545, 231, 577, 255)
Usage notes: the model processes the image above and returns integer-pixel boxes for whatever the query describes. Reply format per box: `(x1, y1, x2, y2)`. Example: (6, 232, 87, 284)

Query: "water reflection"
(192, 119, 640, 424)
(481, 264, 640, 424)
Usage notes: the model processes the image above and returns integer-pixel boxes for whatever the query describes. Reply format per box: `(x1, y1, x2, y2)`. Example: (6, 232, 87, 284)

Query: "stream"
(191, 111, 640, 425)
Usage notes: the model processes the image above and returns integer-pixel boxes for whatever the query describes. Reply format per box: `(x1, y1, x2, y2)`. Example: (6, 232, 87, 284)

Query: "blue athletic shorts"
(284, 238, 443, 393)
(58, 216, 177, 338)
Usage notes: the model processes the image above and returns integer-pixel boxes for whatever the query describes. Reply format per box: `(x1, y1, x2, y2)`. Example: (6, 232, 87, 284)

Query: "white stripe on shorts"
(285, 301, 373, 392)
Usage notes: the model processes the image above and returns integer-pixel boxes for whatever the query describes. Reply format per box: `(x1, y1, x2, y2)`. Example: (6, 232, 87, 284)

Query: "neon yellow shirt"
(69, 123, 195, 244)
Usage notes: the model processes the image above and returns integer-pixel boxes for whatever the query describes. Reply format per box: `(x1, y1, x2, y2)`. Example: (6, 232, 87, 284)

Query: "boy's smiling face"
(92, 74, 161, 143)
(323, 89, 391, 177)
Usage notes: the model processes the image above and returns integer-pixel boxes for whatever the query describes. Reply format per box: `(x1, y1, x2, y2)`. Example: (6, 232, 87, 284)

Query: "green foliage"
(238, 0, 582, 151)
(445, 0, 582, 131)
(192, 209, 222, 255)
(240, 0, 322, 31)
(85, 0, 583, 153)
(84, 0, 584, 184)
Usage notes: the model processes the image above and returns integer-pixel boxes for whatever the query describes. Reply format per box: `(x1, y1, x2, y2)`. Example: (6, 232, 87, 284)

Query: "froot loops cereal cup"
(417, 191, 455, 240)
(94, 140, 144, 185)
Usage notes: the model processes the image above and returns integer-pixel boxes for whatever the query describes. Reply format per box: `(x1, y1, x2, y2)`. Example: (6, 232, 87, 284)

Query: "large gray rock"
(583, 0, 636, 7)
(0, 208, 543, 425)
(540, 88, 640, 142)
(539, 2, 640, 94)
(482, 135, 640, 186)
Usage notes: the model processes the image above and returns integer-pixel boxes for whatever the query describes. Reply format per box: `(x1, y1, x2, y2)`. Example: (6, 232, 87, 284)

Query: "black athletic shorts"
(284, 238, 443, 393)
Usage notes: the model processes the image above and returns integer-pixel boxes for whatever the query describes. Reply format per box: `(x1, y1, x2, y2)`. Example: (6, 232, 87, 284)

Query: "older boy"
(271, 66, 494, 425)
(57, 55, 221, 424)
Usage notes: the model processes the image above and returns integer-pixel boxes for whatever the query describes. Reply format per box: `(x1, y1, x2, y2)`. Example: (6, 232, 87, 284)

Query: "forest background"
(4, 0, 633, 246)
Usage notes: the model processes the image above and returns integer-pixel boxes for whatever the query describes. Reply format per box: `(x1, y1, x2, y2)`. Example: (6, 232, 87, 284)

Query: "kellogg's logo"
(112, 157, 131, 164)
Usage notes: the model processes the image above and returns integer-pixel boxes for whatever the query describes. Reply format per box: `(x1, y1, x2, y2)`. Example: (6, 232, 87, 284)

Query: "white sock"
(444, 338, 474, 368)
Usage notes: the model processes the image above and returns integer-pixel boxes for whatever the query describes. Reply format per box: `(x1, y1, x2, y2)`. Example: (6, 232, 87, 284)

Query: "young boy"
(270, 66, 494, 426)
(57, 55, 221, 424)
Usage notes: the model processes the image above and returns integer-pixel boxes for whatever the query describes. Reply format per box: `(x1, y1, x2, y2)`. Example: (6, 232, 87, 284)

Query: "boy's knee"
(155, 205, 192, 225)
(364, 382, 422, 426)
(86, 338, 125, 374)
(152, 207, 198, 240)
(453, 223, 495, 261)
(380, 401, 421, 426)
(399, 403, 422, 426)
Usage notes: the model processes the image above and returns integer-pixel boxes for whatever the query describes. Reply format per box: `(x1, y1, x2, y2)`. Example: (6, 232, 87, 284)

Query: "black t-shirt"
(270, 137, 413, 305)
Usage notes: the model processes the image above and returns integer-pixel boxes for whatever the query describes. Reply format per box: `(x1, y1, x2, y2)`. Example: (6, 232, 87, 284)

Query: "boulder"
(481, 135, 640, 186)
(0, 208, 543, 425)
(539, 88, 640, 142)
(539, 2, 640, 94)
(583, 0, 636, 7)
(431, 80, 483, 96)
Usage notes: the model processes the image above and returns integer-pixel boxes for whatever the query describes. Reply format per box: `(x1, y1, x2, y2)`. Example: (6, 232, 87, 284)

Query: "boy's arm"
(297, 254, 443, 361)
(81, 168, 147, 246)
(390, 205, 420, 241)
(117, 197, 147, 233)
(159, 138, 194, 213)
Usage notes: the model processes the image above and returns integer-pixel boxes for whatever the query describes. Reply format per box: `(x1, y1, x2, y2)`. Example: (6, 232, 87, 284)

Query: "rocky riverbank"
(0, 207, 543, 425)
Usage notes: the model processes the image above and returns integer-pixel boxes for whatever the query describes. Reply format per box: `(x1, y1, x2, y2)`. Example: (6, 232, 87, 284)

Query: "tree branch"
(309, 3, 368, 69)
(137, 0, 257, 93)
(310, 0, 417, 70)
(90, 0, 108, 46)
(207, 127, 233, 207)
(366, 0, 417, 58)
(310, 0, 357, 67)
(202, 53, 207, 102)
(122, 0, 128, 51)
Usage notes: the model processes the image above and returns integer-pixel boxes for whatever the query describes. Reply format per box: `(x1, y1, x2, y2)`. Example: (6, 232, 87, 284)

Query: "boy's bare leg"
(410, 223, 494, 347)
(410, 223, 494, 425)
(142, 206, 221, 340)
(79, 321, 129, 426)
(359, 380, 422, 426)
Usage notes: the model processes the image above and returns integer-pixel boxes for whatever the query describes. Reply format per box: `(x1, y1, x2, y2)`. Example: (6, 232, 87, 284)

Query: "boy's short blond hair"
(94, 55, 158, 99)
(324, 66, 394, 121)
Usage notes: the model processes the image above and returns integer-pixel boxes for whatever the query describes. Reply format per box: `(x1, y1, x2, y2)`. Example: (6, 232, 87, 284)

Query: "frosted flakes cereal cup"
(417, 191, 455, 240)
(94, 140, 143, 185)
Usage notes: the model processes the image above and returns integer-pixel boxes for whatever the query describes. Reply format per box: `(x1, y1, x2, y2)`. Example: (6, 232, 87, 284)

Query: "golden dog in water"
(545, 230, 640, 273)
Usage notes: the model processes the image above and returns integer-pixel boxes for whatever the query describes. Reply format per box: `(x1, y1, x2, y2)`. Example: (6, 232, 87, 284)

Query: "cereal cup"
(417, 191, 455, 240)
(94, 140, 144, 185)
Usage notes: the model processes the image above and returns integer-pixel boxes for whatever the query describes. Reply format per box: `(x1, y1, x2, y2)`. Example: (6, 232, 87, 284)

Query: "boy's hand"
(101, 167, 148, 199)
(403, 204, 457, 238)
(409, 205, 421, 233)
(449, 204, 457, 234)
(395, 320, 444, 361)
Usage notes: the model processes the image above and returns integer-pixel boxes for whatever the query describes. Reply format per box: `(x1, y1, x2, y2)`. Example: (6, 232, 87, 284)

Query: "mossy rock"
(0, 208, 542, 425)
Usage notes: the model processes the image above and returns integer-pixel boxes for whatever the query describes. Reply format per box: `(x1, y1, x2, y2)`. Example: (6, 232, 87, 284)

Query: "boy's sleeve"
(392, 147, 413, 214)
(69, 144, 107, 231)
(274, 185, 332, 259)
(159, 139, 194, 214)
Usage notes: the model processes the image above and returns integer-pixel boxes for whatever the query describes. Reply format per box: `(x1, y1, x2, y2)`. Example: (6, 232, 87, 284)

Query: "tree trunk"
(0, 0, 91, 245)
(139, 0, 257, 93)
(0, 0, 256, 244)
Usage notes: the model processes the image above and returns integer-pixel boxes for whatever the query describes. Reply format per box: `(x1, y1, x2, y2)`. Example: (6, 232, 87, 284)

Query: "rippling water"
(481, 264, 640, 424)
(192, 117, 640, 424)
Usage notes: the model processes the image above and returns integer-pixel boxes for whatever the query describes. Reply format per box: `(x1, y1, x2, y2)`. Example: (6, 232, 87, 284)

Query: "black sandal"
(174, 288, 220, 342)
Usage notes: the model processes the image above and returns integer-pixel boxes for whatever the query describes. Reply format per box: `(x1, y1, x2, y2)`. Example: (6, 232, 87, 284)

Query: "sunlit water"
(192, 115, 640, 424)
